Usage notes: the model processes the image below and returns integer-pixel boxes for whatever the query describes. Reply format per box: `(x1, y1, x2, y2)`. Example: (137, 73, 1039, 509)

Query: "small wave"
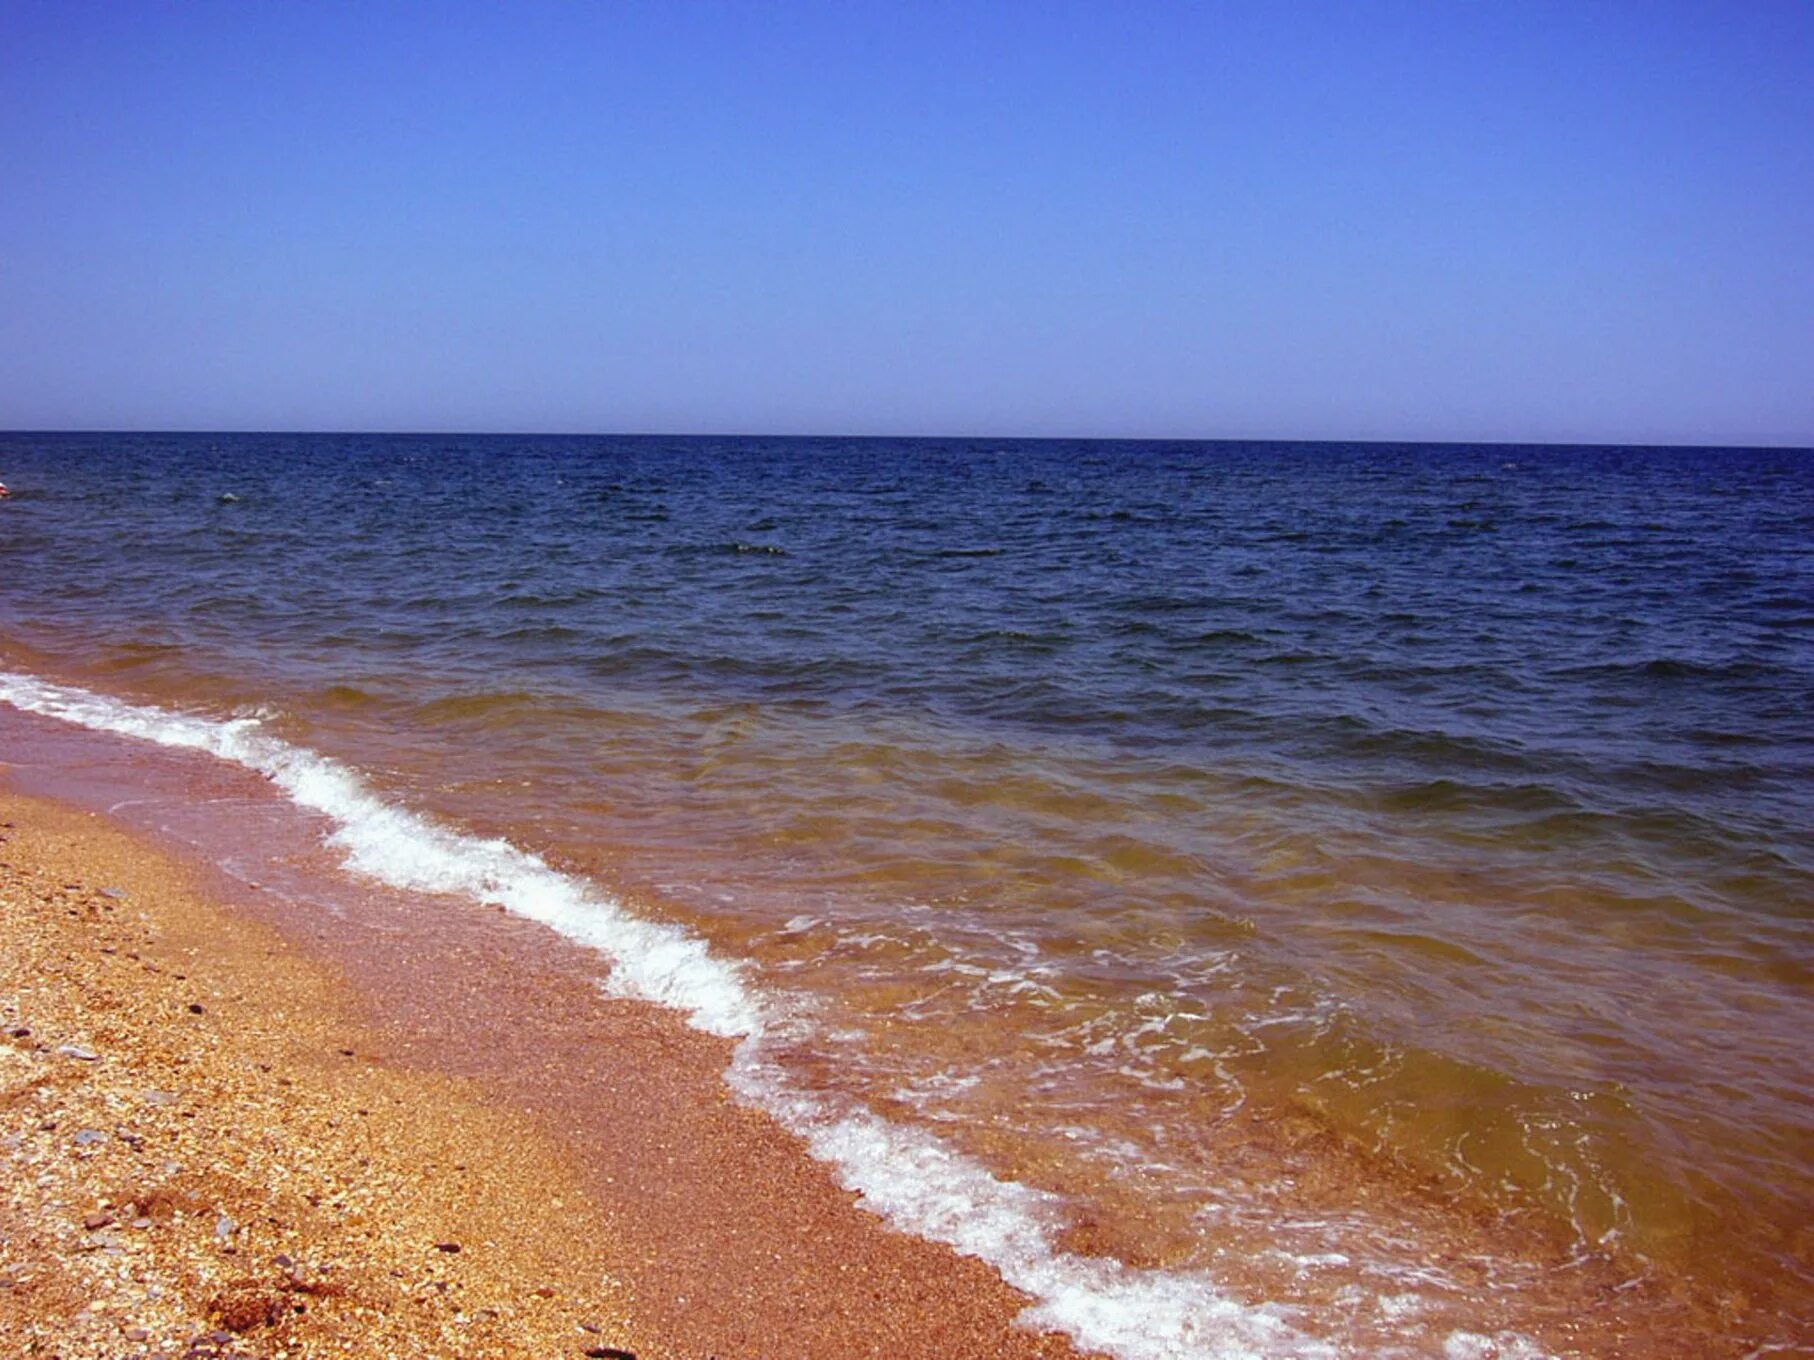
(1121, 593, 1203, 613)
(1319, 717, 1530, 773)
(317, 683, 384, 709)
(1372, 778, 1579, 817)
(0, 669, 1345, 1360)
(413, 690, 552, 722)
(489, 623, 587, 645)
(1551, 656, 1774, 684)
(92, 642, 188, 672)
(495, 587, 607, 610)
(664, 540, 790, 558)
(960, 627, 1068, 649)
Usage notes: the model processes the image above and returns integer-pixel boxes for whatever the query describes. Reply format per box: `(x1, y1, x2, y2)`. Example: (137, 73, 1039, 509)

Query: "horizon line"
(3, 428, 1811, 452)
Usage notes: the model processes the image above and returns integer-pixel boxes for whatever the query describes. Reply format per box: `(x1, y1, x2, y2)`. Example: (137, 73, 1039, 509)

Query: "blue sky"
(2, 1, 1809, 442)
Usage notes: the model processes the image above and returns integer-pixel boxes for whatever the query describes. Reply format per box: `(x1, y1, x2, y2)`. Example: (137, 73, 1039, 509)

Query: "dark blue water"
(7, 435, 1813, 802)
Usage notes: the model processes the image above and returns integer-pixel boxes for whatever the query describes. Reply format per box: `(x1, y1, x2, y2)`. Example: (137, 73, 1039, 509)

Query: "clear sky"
(2, 1, 1810, 443)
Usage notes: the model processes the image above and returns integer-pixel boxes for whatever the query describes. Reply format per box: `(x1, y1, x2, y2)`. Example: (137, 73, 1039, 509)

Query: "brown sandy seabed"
(0, 712, 1799, 1360)
(0, 778, 1094, 1360)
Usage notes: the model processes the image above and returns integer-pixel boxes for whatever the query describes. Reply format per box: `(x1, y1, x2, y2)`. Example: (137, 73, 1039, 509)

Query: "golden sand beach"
(0, 790, 649, 1358)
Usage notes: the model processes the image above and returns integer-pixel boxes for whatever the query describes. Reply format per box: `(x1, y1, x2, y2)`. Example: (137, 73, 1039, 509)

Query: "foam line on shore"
(0, 669, 1344, 1359)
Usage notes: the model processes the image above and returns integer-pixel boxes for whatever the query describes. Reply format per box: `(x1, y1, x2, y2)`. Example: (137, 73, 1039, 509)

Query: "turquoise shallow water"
(2, 433, 1811, 1353)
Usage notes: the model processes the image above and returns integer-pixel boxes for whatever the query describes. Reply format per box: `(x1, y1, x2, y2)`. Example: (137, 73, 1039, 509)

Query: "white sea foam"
(1443, 1333, 1552, 1360)
(5, 668, 1518, 1359)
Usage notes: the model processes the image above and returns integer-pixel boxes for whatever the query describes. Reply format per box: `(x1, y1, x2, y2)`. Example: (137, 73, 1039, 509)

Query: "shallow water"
(2, 432, 1810, 1355)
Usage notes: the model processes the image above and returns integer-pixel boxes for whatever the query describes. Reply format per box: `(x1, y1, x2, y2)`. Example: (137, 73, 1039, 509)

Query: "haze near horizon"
(2, 1, 1810, 445)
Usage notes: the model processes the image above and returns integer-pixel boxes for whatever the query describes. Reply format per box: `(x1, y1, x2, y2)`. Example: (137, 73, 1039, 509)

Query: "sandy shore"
(0, 743, 1091, 1360)
(0, 790, 645, 1359)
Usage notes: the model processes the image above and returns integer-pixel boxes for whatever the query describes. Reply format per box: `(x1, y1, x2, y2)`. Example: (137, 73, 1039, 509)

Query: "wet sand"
(0, 766, 1088, 1358)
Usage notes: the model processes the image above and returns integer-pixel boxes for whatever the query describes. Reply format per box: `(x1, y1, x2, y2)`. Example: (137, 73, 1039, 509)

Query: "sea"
(1, 432, 1809, 1358)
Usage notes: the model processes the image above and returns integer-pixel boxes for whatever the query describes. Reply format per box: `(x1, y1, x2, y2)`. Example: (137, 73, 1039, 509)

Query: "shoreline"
(2, 682, 1799, 1358)
(0, 732, 1090, 1358)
